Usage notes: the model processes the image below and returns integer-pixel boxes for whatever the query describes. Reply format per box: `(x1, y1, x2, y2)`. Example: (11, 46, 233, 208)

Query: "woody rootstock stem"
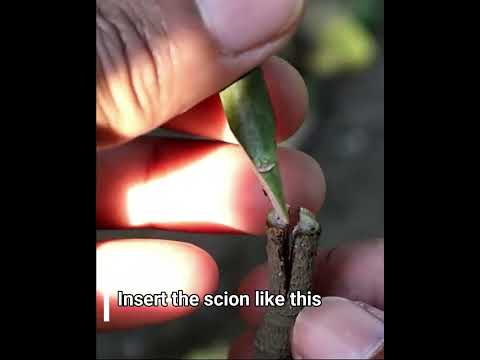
(254, 207, 321, 359)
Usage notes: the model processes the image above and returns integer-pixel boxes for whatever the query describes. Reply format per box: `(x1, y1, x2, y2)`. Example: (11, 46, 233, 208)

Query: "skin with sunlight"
(96, 239, 218, 330)
(126, 146, 237, 227)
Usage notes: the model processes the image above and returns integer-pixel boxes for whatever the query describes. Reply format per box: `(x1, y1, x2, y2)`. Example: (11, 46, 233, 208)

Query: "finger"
(291, 297, 384, 359)
(238, 239, 384, 327)
(228, 320, 384, 359)
(313, 238, 384, 310)
(162, 57, 308, 143)
(237, 263, 269, 327)
(97, 0, 305, 148)
(229, 307, 384, 360)
(96, 239, 218, 331)
(96, 138, 325, 235)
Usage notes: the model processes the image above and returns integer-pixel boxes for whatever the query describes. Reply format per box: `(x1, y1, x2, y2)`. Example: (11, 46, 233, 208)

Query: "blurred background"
(97, 0, 384, 358)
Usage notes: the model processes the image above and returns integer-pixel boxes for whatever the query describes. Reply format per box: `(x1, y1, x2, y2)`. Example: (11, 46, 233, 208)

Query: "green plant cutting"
(220, 68, 322, 359)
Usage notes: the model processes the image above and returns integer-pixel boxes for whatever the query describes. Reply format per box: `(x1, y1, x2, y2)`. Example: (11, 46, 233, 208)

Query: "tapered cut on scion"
(220, 68, 289, 224)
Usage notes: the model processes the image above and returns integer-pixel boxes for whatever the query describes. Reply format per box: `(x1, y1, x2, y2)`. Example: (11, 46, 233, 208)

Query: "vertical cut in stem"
(219, 67, 321, 359)
(254, 207, 321, 359)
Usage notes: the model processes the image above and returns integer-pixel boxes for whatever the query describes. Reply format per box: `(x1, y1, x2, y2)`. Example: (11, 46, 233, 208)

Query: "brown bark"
(254, 207, 321, 359)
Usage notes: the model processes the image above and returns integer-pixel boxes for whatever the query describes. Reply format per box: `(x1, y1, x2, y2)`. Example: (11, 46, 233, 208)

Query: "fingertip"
(96, 239, 219, 330)
(188, 241, 220, 298)
(314, 239, 384, 310)
(262, 56, 309, 143)
(292, 297, 384, 359)
(279, 147, 326, 214)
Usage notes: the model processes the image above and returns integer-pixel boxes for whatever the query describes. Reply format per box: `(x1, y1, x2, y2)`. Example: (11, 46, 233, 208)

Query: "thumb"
(291, 297, 384, 359)
(96, 0, 305, 148)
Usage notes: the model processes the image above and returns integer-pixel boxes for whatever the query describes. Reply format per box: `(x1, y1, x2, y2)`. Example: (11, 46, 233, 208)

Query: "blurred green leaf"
(308, 12, 378, 76)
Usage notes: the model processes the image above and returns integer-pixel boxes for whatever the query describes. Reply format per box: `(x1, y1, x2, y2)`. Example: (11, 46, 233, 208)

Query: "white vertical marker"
(103, 289, 110, 322)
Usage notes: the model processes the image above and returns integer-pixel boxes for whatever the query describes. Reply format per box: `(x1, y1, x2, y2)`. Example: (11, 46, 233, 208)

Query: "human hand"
(230, 239, 384, 359)
(96, 0, 327, 331)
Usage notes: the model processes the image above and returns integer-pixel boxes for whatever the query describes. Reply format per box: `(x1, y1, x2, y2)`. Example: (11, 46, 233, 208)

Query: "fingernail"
(292, 297, 384, 359)
(354, 301, 385, 323)
(196, 0, 303, 53)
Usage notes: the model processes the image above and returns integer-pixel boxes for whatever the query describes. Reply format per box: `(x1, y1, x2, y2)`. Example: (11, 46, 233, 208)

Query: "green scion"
(220, 68, 289, 224)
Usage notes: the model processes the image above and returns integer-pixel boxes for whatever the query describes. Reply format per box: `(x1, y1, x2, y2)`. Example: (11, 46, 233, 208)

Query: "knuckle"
(96, 1, 176, 137)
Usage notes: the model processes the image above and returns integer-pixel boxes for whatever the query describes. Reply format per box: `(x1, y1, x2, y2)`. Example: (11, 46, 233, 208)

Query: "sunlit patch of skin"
(126, 146, 238, 228)
(97, 240, 197, 296)
(96, 239, 219, 330)
(96, 138, 325, 235)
